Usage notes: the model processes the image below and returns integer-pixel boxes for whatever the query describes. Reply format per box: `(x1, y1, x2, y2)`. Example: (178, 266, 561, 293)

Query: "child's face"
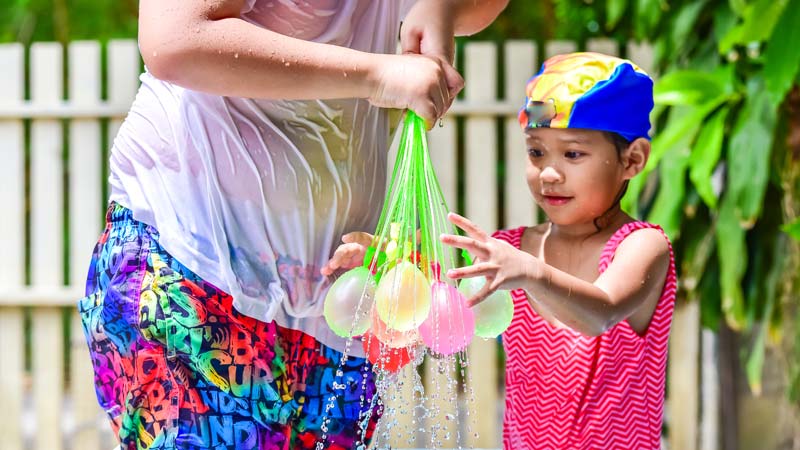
(524, 128, 632, 226)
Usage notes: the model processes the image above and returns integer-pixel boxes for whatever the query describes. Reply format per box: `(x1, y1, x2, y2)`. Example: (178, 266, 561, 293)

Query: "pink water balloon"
(419, 282, 475, 355)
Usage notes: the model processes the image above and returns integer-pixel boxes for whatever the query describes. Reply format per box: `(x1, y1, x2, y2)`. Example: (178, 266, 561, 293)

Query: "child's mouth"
(543, 195, 572, 206)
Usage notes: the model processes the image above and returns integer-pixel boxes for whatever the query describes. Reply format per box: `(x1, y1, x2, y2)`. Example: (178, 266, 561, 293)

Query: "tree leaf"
(622, 97, 728, 216)
(745, 231, 785, 395)
(690, 108, 729, 208)
(782, 217, 800, 240)
(654, 70, 729, 106)
(763, 0, 800, 107)
(728, 0, 747, 16)
(670, 1, 708, 58)
(727, 77, 777, 226)
(647, 134, 691, 240)
(719, 0, 788, 55)
(716, 192, 747, 329)
(634, 0, 662, 38)
(606, 0, 629, 30)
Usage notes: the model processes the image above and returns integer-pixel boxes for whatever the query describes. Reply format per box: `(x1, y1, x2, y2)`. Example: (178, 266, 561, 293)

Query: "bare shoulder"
(614, 226, 671, 268)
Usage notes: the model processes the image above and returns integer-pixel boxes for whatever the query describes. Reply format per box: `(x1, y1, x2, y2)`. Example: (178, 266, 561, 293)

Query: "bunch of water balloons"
(323, 112, 515, 375)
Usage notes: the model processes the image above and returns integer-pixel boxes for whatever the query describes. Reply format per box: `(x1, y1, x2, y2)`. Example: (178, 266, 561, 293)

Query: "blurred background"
(0, 0, 798, 449)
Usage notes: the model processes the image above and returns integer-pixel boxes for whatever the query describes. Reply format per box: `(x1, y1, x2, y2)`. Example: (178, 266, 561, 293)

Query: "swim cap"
(518, 52, 654, 142)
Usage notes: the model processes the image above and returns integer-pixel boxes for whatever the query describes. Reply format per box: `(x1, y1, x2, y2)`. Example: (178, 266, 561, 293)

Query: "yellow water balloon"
(375, 261, 431, 332)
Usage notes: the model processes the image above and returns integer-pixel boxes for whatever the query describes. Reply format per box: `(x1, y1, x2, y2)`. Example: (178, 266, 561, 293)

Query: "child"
(79, 1, 508, 449)
(440, 52, 675, 449)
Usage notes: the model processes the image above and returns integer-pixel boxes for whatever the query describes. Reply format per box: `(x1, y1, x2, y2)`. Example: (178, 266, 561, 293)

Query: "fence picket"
(463, 41, 501, 449)
(627, 41, 656, 77)
(30, 42, 65, 450)
(586, 37, 619, 56)
(545, 40, 577, 58)
(107, 40, 141, 157)
(428, 118, 457, 214)
(0, 43, 25, 450)
(503, 41, 538, 229)
(68, 40, 103, 450)
(669, 300, 700, 450)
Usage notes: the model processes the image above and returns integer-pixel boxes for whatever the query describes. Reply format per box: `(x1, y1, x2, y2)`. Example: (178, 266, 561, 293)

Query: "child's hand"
(320, 232, 374, 277)
(440, 212, 539, 307)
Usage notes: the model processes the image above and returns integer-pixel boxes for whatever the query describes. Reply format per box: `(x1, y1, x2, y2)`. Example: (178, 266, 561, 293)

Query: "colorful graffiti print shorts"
(79, 203, 381, 449)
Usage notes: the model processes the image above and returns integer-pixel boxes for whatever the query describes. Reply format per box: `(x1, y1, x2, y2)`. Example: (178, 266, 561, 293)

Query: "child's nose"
(539, 165, 563, 183)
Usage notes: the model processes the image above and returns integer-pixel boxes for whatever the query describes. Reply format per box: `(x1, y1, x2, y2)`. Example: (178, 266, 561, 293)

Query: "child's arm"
(441, 213, 671, 337)
(138, 0, 461, 125)
(320, 232, 373, 277)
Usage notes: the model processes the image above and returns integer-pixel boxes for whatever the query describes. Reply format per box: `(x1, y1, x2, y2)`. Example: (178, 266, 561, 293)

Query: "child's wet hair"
(603, 131, 631, 157)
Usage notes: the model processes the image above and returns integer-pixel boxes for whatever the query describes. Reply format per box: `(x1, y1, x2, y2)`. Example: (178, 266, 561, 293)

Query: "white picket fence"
(0, 38, 709, 450)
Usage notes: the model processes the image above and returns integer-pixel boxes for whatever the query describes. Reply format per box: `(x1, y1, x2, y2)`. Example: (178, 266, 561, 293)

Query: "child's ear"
(622, 138, 650, 179)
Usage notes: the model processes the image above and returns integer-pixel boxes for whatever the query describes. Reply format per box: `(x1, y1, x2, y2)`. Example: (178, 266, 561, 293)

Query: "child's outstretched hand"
(440, 212, 539, 307)
(320, 232, 374, 277)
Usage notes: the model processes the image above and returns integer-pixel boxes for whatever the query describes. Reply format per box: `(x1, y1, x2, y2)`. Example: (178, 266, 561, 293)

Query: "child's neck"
(548, 208, 631, 242)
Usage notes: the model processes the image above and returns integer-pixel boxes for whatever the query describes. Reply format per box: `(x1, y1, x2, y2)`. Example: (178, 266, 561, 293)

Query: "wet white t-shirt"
(109, 0, 415, 353)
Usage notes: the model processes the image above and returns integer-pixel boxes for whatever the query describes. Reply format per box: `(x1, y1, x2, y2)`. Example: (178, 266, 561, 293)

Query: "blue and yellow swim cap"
(518, 52, 654, 142)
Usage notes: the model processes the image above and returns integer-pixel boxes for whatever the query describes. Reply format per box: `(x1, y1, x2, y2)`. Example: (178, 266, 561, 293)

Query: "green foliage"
(0, 0, 138, 44)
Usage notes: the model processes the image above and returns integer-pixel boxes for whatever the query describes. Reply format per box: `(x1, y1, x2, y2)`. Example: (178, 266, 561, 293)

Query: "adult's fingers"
(442, 63, 464, 109)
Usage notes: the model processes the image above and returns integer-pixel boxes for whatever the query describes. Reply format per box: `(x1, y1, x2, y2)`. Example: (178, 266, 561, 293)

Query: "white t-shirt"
(109, 0, 415, 353)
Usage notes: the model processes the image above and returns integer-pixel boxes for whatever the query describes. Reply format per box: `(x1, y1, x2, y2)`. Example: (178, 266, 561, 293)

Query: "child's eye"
(527, 148, 543, 157)
(564, 151, 583, 159)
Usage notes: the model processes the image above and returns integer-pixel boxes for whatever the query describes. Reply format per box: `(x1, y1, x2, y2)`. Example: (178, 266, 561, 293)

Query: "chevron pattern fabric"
(497, 222, 676, 450)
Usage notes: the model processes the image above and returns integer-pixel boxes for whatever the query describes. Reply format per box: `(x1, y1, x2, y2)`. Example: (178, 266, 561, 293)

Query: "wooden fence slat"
(668, 300, 700, 450)
(464, 42, 498, 233)
(545, 40, 578, 59)
(463, 41, 500, 449)
(30, 42, 65, 450)
(70, 310, 101, 450)
(32, 308, 65, 450)
(68, 40, 103, 450)
(503, 41, 537, 229)
(0, 43, 25, 290)
(586, 37, 619, 56)
(108, 40, 141, 156)
(700, 329, 720, 450)
(0, 309, 24, 450)
(626, 41, 656, 78)
(428, 118, 457, 212)
(30, 42, 64, 288)
(69, 41, 103, 287)
(0, 42, 26, 450)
